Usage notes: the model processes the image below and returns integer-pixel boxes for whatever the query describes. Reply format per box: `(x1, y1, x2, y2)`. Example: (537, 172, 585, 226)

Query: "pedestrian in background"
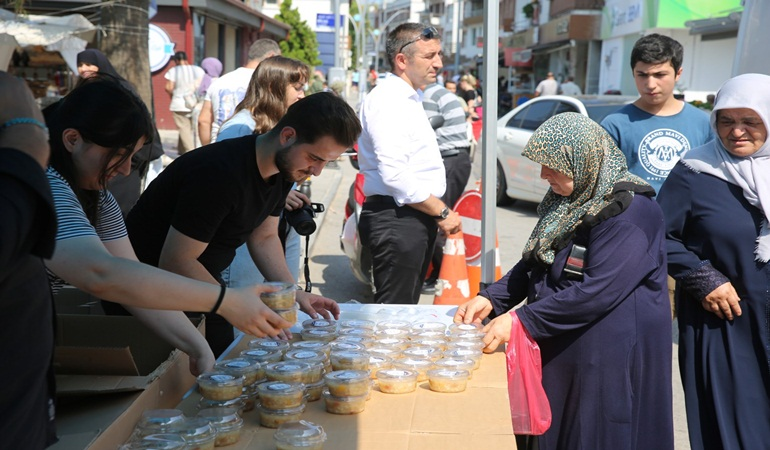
(657, 73, 770, 450)
(0, 71, 58, 449)
(421, 81, 473, 293)
(164, 51, 204, 154)
(76, 49, 165, 217)
(456, 113, 673, 450)
(193, 56, 223, 148)
(357, 23, 462, 305)
(533, 71, 558, 97)
(198, 39, 280, 145)
(217, 55, 310, 287)
(558, 75, 582, 96)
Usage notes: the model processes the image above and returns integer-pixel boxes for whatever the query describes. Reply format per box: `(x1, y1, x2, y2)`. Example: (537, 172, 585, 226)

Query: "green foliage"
(349, 0, 360, 70)
(276, 0, 322, 67)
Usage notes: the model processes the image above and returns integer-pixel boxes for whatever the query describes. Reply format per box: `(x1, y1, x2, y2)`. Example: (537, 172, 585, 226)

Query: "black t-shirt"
(0, 148, 58, 448)
(126, 134, 292, 278)
(459, 88, 477, 105)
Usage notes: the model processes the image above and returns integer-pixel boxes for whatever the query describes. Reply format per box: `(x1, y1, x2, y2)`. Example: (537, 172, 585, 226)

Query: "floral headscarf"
(521, 112, 650, 265)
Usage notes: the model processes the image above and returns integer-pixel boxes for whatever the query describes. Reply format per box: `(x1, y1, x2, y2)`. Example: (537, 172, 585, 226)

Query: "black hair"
(173, 51, 187, 62)
(269, 92, 361, 149)
(630, 33, 683, 73)
(44, 74, 154, 224)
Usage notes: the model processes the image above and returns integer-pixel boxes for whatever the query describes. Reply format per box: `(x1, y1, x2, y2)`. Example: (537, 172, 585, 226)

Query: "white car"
(495, 95, 637, 205)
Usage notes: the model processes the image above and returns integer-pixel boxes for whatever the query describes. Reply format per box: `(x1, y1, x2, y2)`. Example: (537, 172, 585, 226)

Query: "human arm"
(0, 72, 49, 167)
(198, 100, 213, 145)
(657, 165, 742, 320)
(247, 217, 340, 320)
(165, 80, 175, 96)
(453, 258, 531, 324)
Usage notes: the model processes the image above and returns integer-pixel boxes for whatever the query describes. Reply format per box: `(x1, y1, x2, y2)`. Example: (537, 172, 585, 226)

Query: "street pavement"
(158, 105, 690, 448)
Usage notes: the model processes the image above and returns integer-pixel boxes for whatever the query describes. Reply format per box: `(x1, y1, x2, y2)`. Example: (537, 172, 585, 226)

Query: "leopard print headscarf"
(521, 112, 649, 266)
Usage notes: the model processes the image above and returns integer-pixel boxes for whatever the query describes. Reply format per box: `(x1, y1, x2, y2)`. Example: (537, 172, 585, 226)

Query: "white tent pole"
(480, 0, 499, 289)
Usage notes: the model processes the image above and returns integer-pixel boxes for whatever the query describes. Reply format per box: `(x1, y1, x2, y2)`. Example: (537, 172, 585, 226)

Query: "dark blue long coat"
(481, 194, 674, 450)
(658, 162, 770, 450)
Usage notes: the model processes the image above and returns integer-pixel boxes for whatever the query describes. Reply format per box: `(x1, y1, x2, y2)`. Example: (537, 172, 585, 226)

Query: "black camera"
(286, 202, 325, 236)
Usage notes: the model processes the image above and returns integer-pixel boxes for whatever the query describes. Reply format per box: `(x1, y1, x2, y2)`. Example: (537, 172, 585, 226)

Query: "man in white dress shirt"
(357, 23, 462, 304)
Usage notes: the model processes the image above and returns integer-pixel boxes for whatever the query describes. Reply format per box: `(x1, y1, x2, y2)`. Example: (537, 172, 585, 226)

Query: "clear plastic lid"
(448, 330, 486, 341)
(120, 434, 188, 450)
(411, 330, 448, 340)
(284, 348, 327, 364)
(335, 334, 375, 348)
(367, 346, 403, 359)
(255, 401, 306, 415)
(197, 371, 244, 387)
(257, 380, 306, 397)
(444, 348, 483, 361)
(240, 348, 284, 364)
(368, 355, 393, 371)
(338, 319, 376, 330)
(330, 350, 370, 365)
(172, 417, 217, 444)
(197, 395, 246, 412)
(196, 407, 242, 428)
(394, 357, 434, 370)
(260, 282, 297, 310)
(446, 340, 486, 351)
(329, 341, 367, 352)
(373, 337, 409, 350)
(374, 328, 410, 339)
(402, 346, 443, 361)
(273, 420, 327, 447)
(448, 322, 483, 334)
(338, 327, 375, 337)
(290, 340, 332, 355)
(260, 282, 296, 299)
(299, 327, 338, 342)
(215, 358, 263, 382)
(412, 337, 449, 350)
(302, 318, 337, 329)
(376, 368, 418, 381)
(136, 409, 185, 428)
(435, 357, 475, 372)
(324, 369, 370, 385)
(266, 361, 313, 382)
(376, 319, 411, 330)
(248, 338, 291, 353)
(410, 321, 447, 333)
(427, 368, 470, 380)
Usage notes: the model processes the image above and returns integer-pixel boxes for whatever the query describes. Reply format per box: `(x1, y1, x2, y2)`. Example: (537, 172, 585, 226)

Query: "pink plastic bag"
(506, 311, 552, 435)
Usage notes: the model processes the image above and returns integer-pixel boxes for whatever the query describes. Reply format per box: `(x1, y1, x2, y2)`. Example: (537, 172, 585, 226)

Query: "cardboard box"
(174, 304, 517, 450)
(49, 314, 204, 450)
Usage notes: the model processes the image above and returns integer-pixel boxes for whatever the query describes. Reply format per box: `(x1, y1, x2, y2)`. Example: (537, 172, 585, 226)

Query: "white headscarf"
(681, 73, 770, 262)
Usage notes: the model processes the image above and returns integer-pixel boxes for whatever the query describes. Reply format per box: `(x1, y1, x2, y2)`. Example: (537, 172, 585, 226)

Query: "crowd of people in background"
(1, 23, 768, 450)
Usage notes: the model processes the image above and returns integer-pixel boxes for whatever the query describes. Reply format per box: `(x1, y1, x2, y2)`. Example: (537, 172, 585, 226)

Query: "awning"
(686, 12, 741, 36)
(0, 10, 97, 72)
(156, 0, 290, 39)
(503, 47, 532, 67)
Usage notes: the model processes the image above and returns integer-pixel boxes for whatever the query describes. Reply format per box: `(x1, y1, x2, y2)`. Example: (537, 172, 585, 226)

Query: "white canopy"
(0, 10, 97, 73)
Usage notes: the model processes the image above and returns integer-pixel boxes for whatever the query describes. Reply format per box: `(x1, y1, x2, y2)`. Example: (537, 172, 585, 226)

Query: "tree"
(275, 0, 322, 67)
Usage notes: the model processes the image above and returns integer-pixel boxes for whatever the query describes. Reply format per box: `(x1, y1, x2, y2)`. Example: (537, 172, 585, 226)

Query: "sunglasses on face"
(398, 27, 439, 54)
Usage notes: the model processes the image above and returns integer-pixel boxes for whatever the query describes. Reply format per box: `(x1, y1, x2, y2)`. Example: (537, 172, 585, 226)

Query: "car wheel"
(496, 162, 513, 206)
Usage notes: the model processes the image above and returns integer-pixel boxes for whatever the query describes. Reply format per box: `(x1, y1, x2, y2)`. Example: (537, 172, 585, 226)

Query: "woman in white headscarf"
(657, 73, 770, 450)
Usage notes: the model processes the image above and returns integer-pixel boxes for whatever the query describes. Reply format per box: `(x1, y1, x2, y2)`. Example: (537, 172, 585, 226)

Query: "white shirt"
(164, 64, 204, 112)
(559, 81, 583, 96)
(535, 78, 559, 96)
(357, 73, 446, 206)
(204, 67, 255, 142)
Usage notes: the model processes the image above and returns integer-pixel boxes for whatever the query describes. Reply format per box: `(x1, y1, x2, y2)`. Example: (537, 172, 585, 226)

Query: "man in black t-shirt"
(126, 93, 362, 355)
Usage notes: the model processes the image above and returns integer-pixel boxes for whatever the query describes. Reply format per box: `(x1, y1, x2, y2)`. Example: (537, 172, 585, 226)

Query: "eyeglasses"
(398, 27, 439, 54)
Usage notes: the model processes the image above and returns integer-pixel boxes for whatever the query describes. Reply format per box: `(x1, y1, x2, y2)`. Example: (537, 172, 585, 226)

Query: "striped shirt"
(46, 166, 127, 294)
(422, 83, 470, 153)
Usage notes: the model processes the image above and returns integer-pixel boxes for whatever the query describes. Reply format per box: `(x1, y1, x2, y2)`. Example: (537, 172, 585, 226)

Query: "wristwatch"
(435, 206, 450, 220)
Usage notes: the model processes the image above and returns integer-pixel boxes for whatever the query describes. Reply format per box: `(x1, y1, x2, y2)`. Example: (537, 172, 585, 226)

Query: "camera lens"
(286, 205, 317, 236)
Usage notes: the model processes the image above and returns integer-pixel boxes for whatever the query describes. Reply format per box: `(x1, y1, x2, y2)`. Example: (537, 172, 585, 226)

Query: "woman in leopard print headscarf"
(454, 113, 674, 450)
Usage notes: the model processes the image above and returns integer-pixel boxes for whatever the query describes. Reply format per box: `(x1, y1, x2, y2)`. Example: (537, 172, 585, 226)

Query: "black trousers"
(428, 150, 473, 281)
(359, 198, 438, 304)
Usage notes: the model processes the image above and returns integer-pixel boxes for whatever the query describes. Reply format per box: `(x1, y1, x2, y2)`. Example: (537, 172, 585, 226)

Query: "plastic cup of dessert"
(368, 355, 393, 378)
(256, 380, 307, 409)
(197, 395, 247, 414)
(448, 322, 483, 334)
(411, 337, 449, 351)
(335, 334, 375, 348)
(255, 402, 306, 428)
(376, 319, 411, 330)
(265, 361, 313, 383)
(329, 340, 367, 353)
(410, 321, 447, 334)
(434, 358, 476, 379)
(304, 379, 326, 402)
(426, 368, 470, 393)
(373, 337, 409, 351)
(338, 327, 375, 338)
(323, 370, 371, 397)
(172, 417, 217, 450)
(196, 407, 244, 447)
(374, 328, 410, 339)
(402, 346, 443, 361)
(273, 420, 327, 450)
(321, 388, 367, 415)
(274, 303, 300, 325)
(196, 372, 245, 401)
(119, 434, 188, 450)
(260, 281, 297, 310)
(330, 350, 370, 371)
(376, 368, 419, 394)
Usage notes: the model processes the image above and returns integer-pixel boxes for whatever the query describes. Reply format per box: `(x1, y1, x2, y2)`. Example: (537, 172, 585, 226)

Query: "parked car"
(495, 94, 637, 205)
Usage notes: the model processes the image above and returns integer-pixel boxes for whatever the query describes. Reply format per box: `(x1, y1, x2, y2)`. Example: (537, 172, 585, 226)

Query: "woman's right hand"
(453, 295, 493, 325)
(702, 282, 742, 320)
(218, 284, 293, 337)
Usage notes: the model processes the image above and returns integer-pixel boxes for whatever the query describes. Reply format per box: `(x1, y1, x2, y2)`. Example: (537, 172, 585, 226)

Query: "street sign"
(453, 189, 482, 262)
(316, 13, 345, 31)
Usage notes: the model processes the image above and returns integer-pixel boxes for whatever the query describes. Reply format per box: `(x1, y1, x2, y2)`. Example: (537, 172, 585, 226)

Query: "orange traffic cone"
(434, 231, 471, 305)
(466, 236, 502, 298)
